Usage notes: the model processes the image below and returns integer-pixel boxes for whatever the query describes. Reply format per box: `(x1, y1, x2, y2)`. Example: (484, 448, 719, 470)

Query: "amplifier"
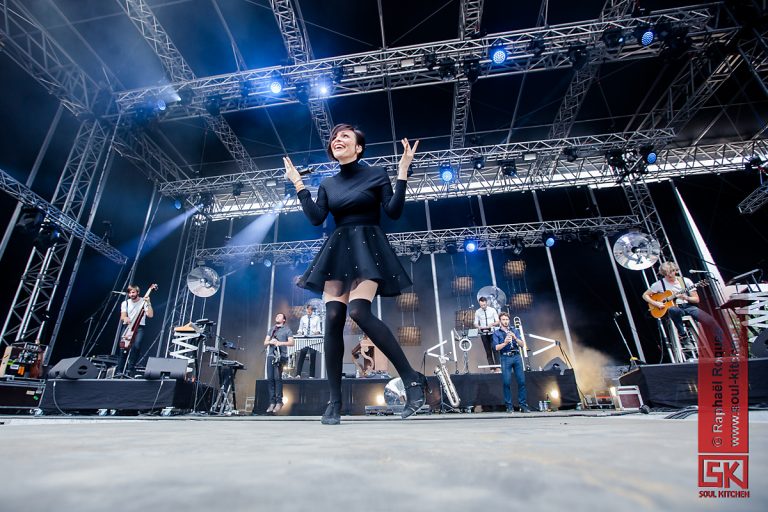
(615, 385, 644, 410)
(0, 379, 46, 412)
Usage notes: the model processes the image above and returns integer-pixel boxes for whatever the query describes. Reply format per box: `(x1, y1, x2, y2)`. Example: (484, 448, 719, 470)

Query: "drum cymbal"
(612, 232, 660, 270)
(187, 266, 221, 298)
(477, 285, 507, 310)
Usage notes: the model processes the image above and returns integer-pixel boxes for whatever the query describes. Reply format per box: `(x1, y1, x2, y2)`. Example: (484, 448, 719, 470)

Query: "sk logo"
(699, 456, 749, 489)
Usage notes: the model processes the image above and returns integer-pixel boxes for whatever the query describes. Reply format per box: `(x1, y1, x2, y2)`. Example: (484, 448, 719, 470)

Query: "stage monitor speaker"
(143, 357, 188, 380)
(48, 356, 98, 380)
(542, 357, 567, 373)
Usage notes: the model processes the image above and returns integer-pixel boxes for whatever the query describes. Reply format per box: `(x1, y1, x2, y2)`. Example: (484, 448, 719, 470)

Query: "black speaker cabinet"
(143, 357, 188, 380)
(48, 357, 98, 380)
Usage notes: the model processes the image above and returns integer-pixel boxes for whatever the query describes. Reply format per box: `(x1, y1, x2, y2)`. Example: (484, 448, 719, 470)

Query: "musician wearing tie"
(295, 305, 322, 378)
(264, 312, 294, 414)
(474, 296, 500, 370)
(642, 261, 724, 354)
(117, 284, 153, 377)
(493, 313, 530, 413)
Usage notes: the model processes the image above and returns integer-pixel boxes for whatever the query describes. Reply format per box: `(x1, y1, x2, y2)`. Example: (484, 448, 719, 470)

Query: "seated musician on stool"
(295, 304, 322, 378)
(493, 312, 531, 413)
(474, 296, 500, 372)
(264, 312, 294, 414)
(642, 261, 724, 353)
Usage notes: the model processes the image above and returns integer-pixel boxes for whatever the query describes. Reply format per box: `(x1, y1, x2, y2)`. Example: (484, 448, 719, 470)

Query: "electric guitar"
(120, 284, 158, 350)
(647, 280, 709, 319)
(269, 325, 282, 365)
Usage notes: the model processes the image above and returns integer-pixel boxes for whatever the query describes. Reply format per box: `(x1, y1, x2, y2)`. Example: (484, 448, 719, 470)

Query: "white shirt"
(297, 313, 322, 336)
(474, 306, 499, 330)
(121, 298, 148, 326)
(650, 277, 695, 305)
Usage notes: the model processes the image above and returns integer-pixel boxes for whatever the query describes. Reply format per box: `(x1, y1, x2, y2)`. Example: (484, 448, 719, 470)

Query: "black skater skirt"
(298, 225, 412, 297)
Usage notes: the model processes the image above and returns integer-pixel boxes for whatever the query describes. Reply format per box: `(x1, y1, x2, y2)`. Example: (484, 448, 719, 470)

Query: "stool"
(669, 315, 700, 362)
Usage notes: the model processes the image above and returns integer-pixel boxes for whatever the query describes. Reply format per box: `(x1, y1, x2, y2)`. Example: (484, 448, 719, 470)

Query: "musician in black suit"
(115, 284, 153, 377)
(264, 312, 294, 414)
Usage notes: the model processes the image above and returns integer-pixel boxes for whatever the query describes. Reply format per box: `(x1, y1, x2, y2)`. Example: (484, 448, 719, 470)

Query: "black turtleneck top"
(297, 160, 407, 227)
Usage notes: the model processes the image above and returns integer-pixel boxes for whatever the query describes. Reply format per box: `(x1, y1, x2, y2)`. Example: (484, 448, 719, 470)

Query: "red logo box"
(699, 455, 749, 489)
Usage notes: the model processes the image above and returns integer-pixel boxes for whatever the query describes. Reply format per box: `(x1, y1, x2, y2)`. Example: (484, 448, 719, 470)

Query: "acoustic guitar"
(120, 284, 158, 350)
(647, 281, 708, 319)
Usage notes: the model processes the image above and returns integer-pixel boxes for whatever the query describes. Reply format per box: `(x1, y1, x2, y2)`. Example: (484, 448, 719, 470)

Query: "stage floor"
(2, 411, 766, 511)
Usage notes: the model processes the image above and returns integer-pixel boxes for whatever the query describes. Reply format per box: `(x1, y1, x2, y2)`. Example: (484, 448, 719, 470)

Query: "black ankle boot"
(321, 401, 341, 425)
(401, 373, 428, 419)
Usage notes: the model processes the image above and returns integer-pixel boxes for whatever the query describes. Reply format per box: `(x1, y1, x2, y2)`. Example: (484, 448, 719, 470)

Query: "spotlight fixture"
(463, 238, 478, 253)
(445, 240, 458, 254)
(178, 87, 194, 106)
(606, 149, 628, 170)
(173, 197, 183, 210)
(424, 52, 438, 71)
(332, 65, 344, 84)
(409, 243, 422, 263)
(263, 255, 273, 268)
(522, 152, 537, 162)
(438, 58, 457, 80)
(232, 182, 244, 197)
(462, 58, 481, 83)
(567, 44, 589, 70)
(239, 79, 254, 98)
(34, 222, 62, 251)
(472, 155, 485, 170)
(541, 231, 556, 248)
(511, 239, 524, 256)
(204, 95, 221, 116)
(295, 82, 309, 104)
(562, 147, 578, 163)
(315, 76, 332, 97)
(601, 27, 626, 48)
(528, 36, 545, 56)
(154, 98, 167, 112)
(639, 145, 657, 165)
(426, 239, 438, 253)
(488, 43, 508, 65)
(439, 162, 456, 183)
(15, 207, 45, 235)
(745, 156, 764, 172)
(268, 71, 284, 94)
(500, 160, 517, 177)
(634, 25, 654, 46)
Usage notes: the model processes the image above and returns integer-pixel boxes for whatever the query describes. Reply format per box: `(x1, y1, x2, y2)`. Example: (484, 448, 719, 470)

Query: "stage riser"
(619, 358, 768, 409)
(38, 379, 213, 413)
(253, 370, 580, 415)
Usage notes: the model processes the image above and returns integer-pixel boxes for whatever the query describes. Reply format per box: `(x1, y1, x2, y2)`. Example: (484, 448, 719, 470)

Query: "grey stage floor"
(1, 411, 766, 512)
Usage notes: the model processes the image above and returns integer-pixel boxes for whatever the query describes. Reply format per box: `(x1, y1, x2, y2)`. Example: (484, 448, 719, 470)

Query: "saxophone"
(435, 356, 461, 408)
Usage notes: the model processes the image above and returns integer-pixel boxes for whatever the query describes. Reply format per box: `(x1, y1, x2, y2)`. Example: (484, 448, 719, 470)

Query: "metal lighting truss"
(449, 0, 485, 149)
(156, 130, 768, 221)
(269, 0, 334, 144)
(117, 0, 260, 177)
(196, 216, 640, 266)
(526, 0, 635, 182)
(112, 4, 737, 120)
(0, 120, 125, 348)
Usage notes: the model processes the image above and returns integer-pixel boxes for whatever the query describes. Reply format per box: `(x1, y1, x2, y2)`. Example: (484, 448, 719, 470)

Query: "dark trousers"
(500, 352, 527, 408)
(667, 304, 725, 352)
(266, 355, 284, 404)
(295, 346, 317, 377)
(116, 326, 144, 376)
(479, 333, 498, 366)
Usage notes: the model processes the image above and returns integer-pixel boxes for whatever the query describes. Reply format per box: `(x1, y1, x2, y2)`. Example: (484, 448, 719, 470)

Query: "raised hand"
(398, 138, 420, 179)
(283, 156, 302, 187)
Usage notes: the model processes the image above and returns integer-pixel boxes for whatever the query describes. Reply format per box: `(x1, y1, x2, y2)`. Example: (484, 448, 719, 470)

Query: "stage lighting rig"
(500, 160, 517, 177)
(462, 58, 481, 83)
(567, 44, 589, 70)
(488, 43, 508, 65)
(268, 71, 284, 94)
(438, 58, 457, 80)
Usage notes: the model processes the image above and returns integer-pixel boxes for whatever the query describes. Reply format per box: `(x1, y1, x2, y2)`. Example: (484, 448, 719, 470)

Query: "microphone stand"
(612, 313, 639, 369)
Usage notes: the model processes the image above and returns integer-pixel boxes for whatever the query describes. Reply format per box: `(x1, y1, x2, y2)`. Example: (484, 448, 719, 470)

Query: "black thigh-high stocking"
(324, 301, 347, 403)
(348, 299, 418, 383)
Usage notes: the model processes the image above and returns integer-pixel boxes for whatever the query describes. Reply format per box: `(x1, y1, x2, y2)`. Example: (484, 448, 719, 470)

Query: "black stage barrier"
(39, 379, 213, 414)
(252, 369, 580, 415)
(619, 358, 768, 409)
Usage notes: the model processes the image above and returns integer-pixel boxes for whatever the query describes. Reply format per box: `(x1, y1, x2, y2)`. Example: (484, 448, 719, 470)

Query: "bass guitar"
(120, 284, 158, 350)
(647, 280, 709, 319)
(269, 325, 282, 365)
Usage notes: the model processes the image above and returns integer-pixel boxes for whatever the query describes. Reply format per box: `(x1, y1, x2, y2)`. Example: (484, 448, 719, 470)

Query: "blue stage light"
(155, 99, 167, 111)
(646, 151, 657, 164)
(269, 72, 284, 94)
(489, 44, 508, 65)
(641, 30, 654, 46)
(439, 162, 455, 183)
(464, 238, 478, 253)
(173, 198, 183, 210)
(542, 232, 556, 248)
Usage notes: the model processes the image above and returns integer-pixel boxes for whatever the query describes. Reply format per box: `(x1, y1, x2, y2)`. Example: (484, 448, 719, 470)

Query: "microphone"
(298, 168, 313, 176)
(613, 311, 623, 318)
(689, 270, 711, 274)
(111, 291, 127, 296)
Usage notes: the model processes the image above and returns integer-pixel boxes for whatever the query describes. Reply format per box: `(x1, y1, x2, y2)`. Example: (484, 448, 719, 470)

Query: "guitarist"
(642, 262, 722, 354)
(117, 284, 154, 377)
(263, 312, 294, 414)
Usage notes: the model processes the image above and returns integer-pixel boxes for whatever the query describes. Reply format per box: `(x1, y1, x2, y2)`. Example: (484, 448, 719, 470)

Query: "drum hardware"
(476, 285, 507, 311)
(612, 232, 660, 270)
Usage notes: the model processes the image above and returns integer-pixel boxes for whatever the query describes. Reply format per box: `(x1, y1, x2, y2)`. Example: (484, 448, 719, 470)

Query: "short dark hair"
(276, 312, 287, 322)
(327, 123, 366, 161)
(499, 312, 510, 320)
(478, 297, 487, 303)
